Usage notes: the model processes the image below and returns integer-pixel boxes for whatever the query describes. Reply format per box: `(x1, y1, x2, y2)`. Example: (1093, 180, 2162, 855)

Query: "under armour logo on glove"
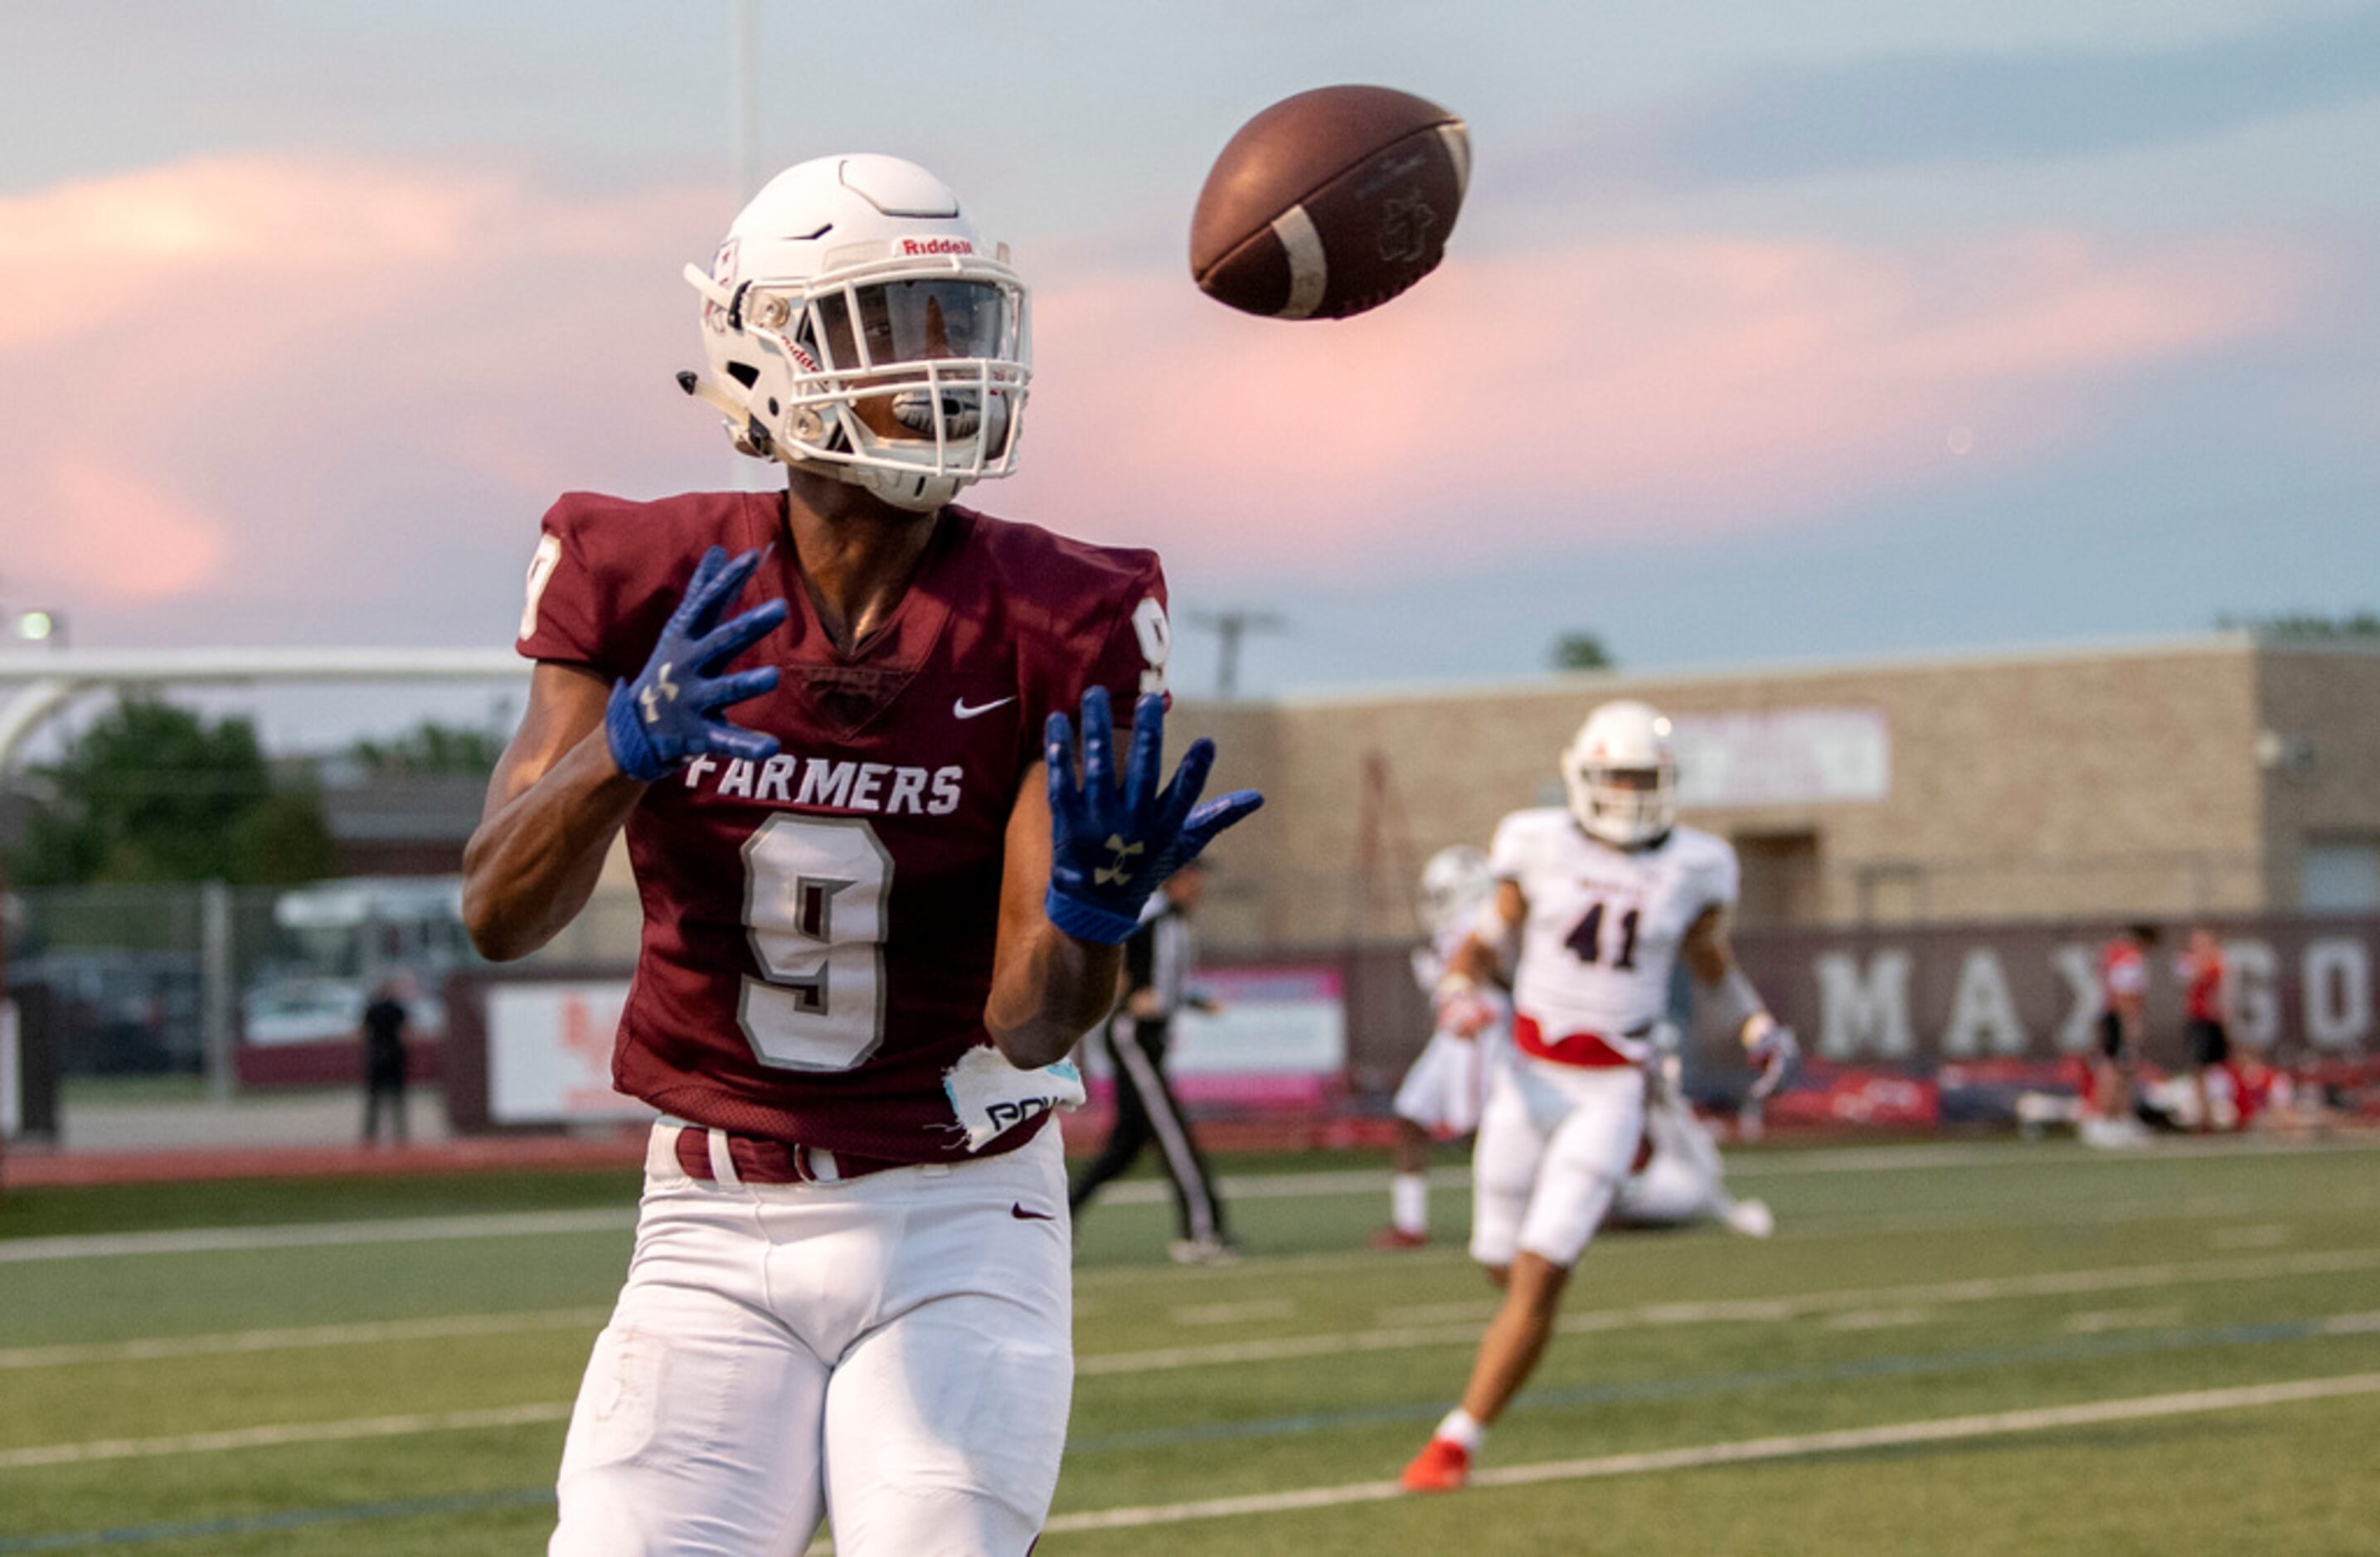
(638, 664, 683, 725)
(1043, 686, 1263, 944)
(605, 545, 789, 783)
(1095, 835, 1144, 887)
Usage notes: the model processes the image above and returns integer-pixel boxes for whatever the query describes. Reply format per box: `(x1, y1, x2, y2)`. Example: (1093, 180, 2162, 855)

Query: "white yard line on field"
(1168, 1300, 1299, 1327)
(1727, 1135, 2380, 1178)
(0, 1308, 613, 1371)
(1041, 1370, 2380, 1534)
(6, 1136, 2373, 1268)
(2062, 1307, 2188, 1334)
(1077, 1247, 2380, 1375)
(17, 1244, 2373, 1381)
(0, 1403, 572, 1471)
(1074, 1184, 2380, 1293)
(11, 1312, 2380, 1475)
(2208, 1224, 2293, 1249)
(1819, 1307, 1939, 1331)
(0, 1209, 634, 1264)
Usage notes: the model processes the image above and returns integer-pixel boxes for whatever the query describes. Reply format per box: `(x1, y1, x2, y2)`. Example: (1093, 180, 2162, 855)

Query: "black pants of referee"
(1068, 1018, 1227, 1244)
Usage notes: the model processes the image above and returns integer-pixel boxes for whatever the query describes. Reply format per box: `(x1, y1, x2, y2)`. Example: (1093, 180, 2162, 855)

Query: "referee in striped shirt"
(1068, 860, 1234, 1264)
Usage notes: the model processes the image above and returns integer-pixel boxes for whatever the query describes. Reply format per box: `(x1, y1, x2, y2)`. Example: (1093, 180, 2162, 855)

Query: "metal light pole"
(727, 0, 770, 494)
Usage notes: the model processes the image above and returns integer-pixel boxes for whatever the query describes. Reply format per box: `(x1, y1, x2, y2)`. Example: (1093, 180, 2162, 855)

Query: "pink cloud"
(43, 459, 228, 602)
(1007, 232, 2313, 574)
(0, 154, 722, 623)
(0, 149, 2321, 642)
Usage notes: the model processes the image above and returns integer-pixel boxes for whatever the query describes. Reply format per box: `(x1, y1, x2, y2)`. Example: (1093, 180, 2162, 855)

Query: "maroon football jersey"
(516, 489, 1169, 1163)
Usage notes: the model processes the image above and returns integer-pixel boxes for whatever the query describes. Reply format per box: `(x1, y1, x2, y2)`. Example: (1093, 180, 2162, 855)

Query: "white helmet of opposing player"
(681, 154, 1030, 512)
(1417, 844, 1494, 937)
(1562, 699, 1678, 848)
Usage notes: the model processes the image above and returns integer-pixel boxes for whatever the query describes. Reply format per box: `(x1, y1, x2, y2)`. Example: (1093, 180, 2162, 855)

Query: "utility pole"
(1184, 609, 1286, 701)
(731, 0, 760, 204)
(726, 0, 768, 494)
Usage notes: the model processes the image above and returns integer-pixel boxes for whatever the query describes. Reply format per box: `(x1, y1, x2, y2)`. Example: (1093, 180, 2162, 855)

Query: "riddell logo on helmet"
(901, 238, 974, 256)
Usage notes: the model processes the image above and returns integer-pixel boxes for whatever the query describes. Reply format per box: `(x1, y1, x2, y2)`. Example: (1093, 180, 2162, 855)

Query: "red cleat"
(1371, 1225, 1430, 1250)
(1401, 1436, 1470, 1493)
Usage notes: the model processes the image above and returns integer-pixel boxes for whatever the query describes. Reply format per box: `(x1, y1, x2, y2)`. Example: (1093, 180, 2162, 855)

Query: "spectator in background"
(2086, 924, 2155, 1147)
(1068, 861, 1233, 1264)
(360, 979, 410, 1147)
(2178, 928, 2233, 1132)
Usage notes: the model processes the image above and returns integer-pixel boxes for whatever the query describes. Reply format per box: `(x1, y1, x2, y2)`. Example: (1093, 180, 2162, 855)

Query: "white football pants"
(1392, 1029, 1493, 1137)
(1612, 1084, 1730, 1227)
(1469, 1057, 1645, 1269)
(550, 1123, 1072, 1557)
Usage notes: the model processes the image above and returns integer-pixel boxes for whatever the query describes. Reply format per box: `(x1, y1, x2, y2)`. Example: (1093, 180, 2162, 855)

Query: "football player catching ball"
(464, 154, 1260, 1555)
(1401, 700, 1794, 1493)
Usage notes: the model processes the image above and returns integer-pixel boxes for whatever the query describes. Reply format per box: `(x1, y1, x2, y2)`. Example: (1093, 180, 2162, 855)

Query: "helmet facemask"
(709, 254, 1030, 511)
(1562, 702, 1679, 848)
(682, 155, 1033, 513)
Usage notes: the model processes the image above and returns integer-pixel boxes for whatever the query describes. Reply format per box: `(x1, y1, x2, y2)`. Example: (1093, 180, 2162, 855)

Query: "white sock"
(1435, 1407, 1485, 1452)
(1392, 1173, 1430, 1235)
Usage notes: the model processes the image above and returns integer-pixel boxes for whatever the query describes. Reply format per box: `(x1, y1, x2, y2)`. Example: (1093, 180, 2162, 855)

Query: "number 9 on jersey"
(738, 816, 893, 1071)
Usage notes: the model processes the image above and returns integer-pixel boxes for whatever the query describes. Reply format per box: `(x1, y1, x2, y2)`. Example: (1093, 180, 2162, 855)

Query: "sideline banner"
(1087, 965, 1347, 1109)
(486, 981, 648, 1125)
(1721, 917, 2380, 1072)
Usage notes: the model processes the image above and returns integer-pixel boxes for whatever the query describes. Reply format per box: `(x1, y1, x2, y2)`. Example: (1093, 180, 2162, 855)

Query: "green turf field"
(4, 1137, 2378, 1554)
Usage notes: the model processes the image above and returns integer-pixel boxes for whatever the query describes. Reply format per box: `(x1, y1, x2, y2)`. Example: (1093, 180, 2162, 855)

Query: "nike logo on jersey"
(1011, 1202, 1057, 1221)
(954, 696, 1017, 720)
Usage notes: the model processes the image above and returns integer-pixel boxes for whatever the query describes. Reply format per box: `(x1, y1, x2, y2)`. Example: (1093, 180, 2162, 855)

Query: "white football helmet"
(1418, 844, 1494, 937)
(681, 154, 1030, 512)
(1562, 699, 1678, 848)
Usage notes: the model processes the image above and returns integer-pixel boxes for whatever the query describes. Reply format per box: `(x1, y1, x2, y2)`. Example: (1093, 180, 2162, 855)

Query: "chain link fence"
(4, 878, 478, 1088)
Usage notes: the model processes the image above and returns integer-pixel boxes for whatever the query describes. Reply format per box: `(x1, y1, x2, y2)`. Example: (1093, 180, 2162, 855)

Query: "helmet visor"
(814, 279, 1010, 371)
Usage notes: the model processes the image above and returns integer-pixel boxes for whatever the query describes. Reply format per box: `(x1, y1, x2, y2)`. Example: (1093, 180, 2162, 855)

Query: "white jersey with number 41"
(1489, 808, 1739, 1064)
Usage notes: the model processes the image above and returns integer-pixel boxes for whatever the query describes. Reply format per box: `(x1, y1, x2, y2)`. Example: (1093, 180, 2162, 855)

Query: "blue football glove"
(1043, 686, 1264, 944)
(605, 545, 789, 783)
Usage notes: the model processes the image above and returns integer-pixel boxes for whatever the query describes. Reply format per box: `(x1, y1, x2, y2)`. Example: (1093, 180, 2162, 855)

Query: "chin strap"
(676, 370, 775, 458)
(845, 461, 960, 512)
(678, 367, 969, 512)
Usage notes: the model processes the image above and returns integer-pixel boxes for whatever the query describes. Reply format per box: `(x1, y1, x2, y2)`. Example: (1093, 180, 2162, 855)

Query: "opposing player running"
(1401, 700, 1795, 1492)
(1377, 845, 1503, 1249)
(464, 154, 1259, 1555)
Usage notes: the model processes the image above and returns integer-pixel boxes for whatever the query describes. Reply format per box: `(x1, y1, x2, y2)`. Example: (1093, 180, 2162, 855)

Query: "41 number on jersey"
(1564, 900, 1640, 971)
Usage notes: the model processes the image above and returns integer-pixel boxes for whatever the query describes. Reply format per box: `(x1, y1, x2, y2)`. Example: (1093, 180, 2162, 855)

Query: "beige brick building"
(1175, 634, 2380, 953)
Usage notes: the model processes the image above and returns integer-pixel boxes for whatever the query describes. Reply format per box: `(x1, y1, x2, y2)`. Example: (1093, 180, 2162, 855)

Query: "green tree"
(230, 789, 342, 885)
(1552, 631, 1616, 671)
(348, 717, 508, 778)
(2219, 609, 2380, 641)
(10, 698, 336, 887)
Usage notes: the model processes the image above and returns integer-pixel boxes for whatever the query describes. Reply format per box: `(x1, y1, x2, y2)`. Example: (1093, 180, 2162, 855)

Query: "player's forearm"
(984, 923, 1124, 1069)
(1446, 934, 1500, 988)
(462, 732, 647, 961)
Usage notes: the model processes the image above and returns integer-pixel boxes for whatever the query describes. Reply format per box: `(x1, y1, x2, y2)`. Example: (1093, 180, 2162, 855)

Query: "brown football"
(1190, 85, 1469, 321)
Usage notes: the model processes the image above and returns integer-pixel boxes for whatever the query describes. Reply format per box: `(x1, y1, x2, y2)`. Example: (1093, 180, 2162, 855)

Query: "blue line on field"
(1066, 1314, 2353, 1453)
(0, 1487, 554, 1554)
